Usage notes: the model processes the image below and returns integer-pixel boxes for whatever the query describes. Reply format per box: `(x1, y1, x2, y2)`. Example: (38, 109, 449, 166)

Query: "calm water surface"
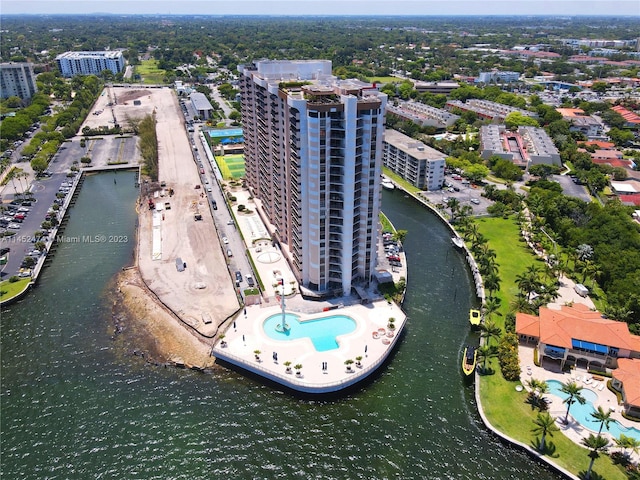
(1, 177, 560, 479)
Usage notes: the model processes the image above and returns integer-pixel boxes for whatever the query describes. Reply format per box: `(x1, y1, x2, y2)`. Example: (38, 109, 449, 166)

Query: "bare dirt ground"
(113, 268, 216, 368)
(81, 86, 240, 363)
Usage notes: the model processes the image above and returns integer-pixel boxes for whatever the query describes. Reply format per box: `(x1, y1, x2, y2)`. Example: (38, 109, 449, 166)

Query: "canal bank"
(385, 184, 582, 479)
(0, 176, 561, 479)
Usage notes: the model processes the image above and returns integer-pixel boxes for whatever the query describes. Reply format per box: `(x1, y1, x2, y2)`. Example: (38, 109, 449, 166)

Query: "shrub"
(497, 332, 521, 381)
(8, 276, 19, 283)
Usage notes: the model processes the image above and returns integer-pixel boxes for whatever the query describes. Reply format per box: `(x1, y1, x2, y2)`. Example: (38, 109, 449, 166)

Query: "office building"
(383, 129, 445, 191)
(0, 62, 38, 100)
(55, 51, 125, 77)
(239, 60, 387, 296)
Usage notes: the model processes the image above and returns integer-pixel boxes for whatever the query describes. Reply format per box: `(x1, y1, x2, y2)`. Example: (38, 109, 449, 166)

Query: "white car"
(222, 237, 229, 244)
(470, 198, 480, 205)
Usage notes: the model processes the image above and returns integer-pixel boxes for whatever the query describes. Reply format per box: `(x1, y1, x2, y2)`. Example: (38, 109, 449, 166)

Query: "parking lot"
(419, 174, 491, 215)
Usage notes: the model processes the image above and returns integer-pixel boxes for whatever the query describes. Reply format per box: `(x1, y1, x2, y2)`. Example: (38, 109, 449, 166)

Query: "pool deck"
(519, 345, 640, 463)
(212, 299, 406, 394)
(210, 184, 408, 394)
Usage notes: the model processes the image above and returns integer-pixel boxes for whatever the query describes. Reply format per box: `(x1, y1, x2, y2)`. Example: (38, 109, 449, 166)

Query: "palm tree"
(602, 304, 633, 322)
(576, 243, 594, 262)
(511, 292, 534, 314)
(464, 223, 480, 243)
(581, 434, 609, 480)
(532, 412, 559, 452)
(483, 297, 502, 323)
(590, 406, 615, 435)
(560, 381, 586, 424)
(515, 271, 539, 302)
(614, 433, 640, 460)
(526, 378, 549, 395)
(448, 197, 460, 221)
(480, 319, 502, 346)
(476, 345, 497, 373)
(483, 272, 501, 299)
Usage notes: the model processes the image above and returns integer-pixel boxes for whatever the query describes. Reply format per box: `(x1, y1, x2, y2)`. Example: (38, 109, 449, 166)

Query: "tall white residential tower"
(239, 60, 387, 296)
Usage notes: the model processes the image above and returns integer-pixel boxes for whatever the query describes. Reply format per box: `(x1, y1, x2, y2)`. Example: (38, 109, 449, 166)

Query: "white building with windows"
(55, 51, 125, 77)
(0, 62, 37, 100)
(239, 59, 387, 297)
(383, 129, 445, 191)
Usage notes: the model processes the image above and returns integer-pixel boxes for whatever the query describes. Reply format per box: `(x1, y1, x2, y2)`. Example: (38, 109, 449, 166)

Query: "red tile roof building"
(516, 304, 640, 416)
(611, 105, 640, 127)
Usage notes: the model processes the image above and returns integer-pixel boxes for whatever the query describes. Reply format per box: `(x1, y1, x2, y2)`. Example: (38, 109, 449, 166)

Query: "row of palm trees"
(528, 378, 640, 478)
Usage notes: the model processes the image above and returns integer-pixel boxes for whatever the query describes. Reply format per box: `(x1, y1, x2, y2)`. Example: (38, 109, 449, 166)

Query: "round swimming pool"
(547, 379, 640, 441)
(263, 313, 357, 352)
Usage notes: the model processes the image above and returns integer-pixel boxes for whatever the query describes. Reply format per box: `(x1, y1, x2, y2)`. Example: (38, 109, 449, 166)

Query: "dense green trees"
(138, 114, 159, 180)
(526, 180, 640, 328)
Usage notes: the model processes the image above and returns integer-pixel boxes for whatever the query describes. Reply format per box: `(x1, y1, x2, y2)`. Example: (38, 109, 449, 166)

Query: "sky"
(1, 0, 639, 17)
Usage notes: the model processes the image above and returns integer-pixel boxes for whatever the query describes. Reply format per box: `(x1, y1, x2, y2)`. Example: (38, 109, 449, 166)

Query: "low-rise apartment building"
(446, 99, 537, 123)
(556, 108, 604, 139)
(386, 101, 459, 129)
(383, 129, 445, 191)
(479, 125, 561, 167)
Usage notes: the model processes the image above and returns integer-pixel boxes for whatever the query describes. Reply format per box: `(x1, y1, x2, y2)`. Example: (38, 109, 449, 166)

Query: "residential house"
(516, 303, 640, 418)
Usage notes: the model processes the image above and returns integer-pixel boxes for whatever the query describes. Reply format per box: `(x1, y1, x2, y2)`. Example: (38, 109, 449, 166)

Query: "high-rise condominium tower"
(239, 60, 387, 296)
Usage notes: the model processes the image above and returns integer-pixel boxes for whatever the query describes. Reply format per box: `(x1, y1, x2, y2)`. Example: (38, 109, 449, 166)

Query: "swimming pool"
(547, 379, 640, 441)
(263, 313, 356, 352)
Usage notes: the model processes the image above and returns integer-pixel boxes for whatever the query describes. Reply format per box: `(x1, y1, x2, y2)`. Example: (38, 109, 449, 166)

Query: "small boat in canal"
(451, 236, 464, 250)
(469, 309, 482, 328)
(462, 345, 477, 376)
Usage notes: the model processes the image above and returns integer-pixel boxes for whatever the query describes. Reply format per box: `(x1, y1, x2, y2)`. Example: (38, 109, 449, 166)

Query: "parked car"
(235, 271, 243, 283)
(222, 237, 229, 244)
(246, 274, 255, 287)
(226, 249, 233, 257)
(470, 198, 480, 205)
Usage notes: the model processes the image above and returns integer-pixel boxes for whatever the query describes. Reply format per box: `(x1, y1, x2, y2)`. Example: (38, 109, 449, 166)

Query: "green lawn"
(366, 76, 403, 84)
(224, 154, 245, 178)
(474, 217, 627, 480)
(0, 277, 31, 302)
(382, 167, 422, 195)
(135, 60, 166, 85)
(214, 155, 233, 179)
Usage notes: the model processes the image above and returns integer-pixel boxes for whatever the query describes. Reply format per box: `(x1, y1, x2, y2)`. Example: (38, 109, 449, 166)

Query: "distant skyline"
(2, 0, 639, 17)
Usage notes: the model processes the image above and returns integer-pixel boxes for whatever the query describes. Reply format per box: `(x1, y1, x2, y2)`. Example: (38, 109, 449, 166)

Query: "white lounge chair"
(597, 383, 605, 391)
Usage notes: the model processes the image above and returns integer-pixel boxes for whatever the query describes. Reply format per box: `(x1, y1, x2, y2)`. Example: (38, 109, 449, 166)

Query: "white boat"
(381, 178, 395, 190)
(451, 236, 464, 250)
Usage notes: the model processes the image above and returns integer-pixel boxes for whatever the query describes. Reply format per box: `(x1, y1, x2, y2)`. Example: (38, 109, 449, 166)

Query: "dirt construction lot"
(87, 86, 241, 337)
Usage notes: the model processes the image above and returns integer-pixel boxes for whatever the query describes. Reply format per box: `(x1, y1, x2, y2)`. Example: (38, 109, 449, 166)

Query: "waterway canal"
(0, 175, 560, 479)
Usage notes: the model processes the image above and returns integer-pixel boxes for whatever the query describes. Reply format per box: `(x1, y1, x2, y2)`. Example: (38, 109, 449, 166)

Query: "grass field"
(215, 154, 245, 180)
(366, 76, 404, 84)
(0, 277, 31, 303)
(475, 217, 627, 480)
(223, 154, 245, 179)
(135, 60, 166, 85)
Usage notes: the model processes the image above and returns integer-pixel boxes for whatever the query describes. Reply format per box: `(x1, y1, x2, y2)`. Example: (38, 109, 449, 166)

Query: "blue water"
(547, 379, 640, 440)
(263, 313, 357, 351)
(0, 184, 562, 479)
